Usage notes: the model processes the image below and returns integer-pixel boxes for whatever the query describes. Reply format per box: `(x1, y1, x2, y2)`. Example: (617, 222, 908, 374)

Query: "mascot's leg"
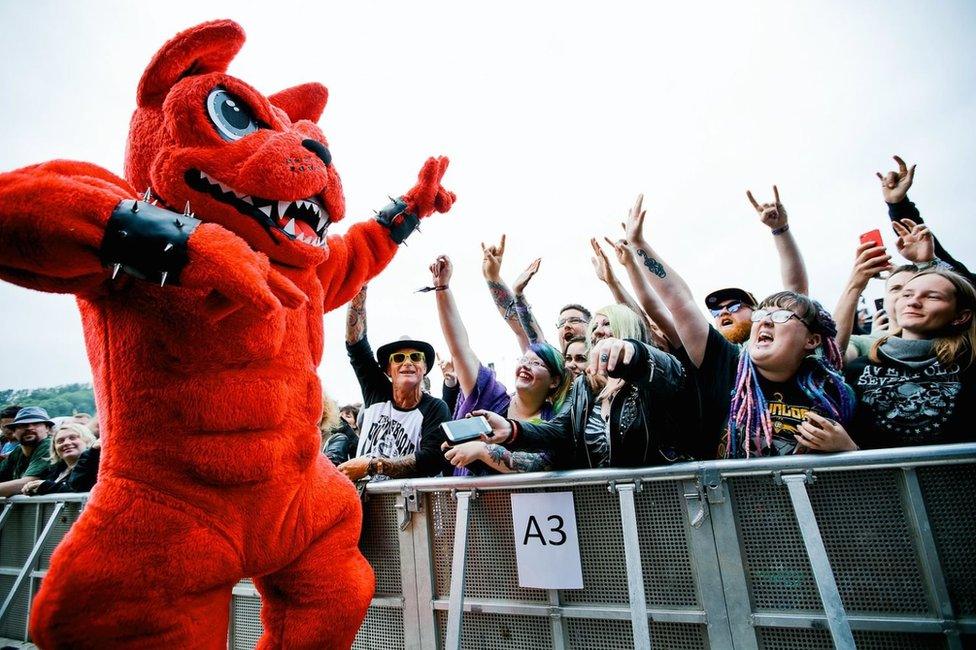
(29, 481, 241, 649)
(254, 481, 374, 650)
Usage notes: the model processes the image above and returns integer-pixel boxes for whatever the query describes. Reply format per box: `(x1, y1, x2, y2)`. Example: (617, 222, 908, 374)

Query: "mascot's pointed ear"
(137, 20, 246, 108)
(269, 83, 330, 124)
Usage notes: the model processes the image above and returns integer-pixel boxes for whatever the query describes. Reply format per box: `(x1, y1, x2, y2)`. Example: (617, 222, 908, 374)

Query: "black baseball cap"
(376, 336, 436, 375)
(704, 288, 758, 310)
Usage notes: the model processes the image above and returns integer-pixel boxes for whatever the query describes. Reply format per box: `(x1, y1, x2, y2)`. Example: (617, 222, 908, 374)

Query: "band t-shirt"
(845, 350, 974, 449)
(347, 337, 451, 478)
(697, 326, 814, 458)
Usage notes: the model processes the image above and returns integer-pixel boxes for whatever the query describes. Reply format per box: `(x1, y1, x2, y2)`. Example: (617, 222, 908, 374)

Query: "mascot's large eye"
(206, 88, 260, 141)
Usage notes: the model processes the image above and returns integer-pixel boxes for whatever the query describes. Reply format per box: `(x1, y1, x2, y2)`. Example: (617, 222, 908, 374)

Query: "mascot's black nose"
(302, 139, 332, 166)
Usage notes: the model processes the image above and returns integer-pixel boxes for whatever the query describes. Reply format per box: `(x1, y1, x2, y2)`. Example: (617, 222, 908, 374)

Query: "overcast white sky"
(1, 1, 974, 404)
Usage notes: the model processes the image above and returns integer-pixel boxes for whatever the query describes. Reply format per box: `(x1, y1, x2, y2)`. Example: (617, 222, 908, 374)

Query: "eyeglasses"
(556, 316, 588, 328)
(516, 356, 547, 369)
(709, 301, 746, 317)
(750, 309, 802, 324)
(390, 351, 425, 364)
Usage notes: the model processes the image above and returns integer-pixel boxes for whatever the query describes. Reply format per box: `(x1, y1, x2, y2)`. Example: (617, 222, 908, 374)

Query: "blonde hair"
(49, 422, 96, 464)
(870, 268, 976, 369)
(588, 304, 648, 344)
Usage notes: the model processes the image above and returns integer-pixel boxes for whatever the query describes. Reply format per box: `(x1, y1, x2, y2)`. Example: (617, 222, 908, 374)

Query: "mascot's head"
(126, 20, 342, 267)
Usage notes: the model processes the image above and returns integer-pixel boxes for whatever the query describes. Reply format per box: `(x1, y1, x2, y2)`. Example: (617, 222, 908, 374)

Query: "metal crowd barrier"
(2, 444, 975, 649)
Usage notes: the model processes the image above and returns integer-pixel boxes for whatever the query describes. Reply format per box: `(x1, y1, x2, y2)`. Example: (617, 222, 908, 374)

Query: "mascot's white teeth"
(189, 169, 330, 246)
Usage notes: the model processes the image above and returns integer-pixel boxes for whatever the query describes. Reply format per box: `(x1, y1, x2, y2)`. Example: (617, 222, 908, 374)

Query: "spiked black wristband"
(374, 196, 420, 244)
(100, 199, 200, 286)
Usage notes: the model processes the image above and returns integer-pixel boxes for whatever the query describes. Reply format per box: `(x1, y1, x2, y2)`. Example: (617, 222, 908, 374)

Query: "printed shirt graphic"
(846, 357, 966, 447)
(762, 385, 814, 456)
(356, 402, 424, 461)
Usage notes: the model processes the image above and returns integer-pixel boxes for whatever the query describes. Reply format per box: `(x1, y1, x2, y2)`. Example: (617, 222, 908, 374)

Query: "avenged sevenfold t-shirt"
(845, 353, 974, 448)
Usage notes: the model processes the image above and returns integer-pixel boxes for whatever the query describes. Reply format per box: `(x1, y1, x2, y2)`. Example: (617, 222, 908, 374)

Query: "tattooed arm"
(376, 454, 418, 479)
(443, 441, 553, 473)
(485, 444, 552, 473)
(345, 285, 368, 344)
(623, 195, 710, 367)
(482, 234, 532, 351)
(511, 258, 549, 347)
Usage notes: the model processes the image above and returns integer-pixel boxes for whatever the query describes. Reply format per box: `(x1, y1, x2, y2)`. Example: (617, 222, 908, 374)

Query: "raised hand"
(622, 193, 647, 244)
(604, 237, 635, 266)
(876, 155, 916, 204)
(589, 238, 613, 284)
(402, 156, 455, 218)
(429, 254, 453, 287)
(848, 240, 892, 292)
(891, 218, 934, 263)
(436, 352, 457, 387)
(747, 185, 788, 230)
(512, 258, 541, 296)
(480, 234, 505, 281)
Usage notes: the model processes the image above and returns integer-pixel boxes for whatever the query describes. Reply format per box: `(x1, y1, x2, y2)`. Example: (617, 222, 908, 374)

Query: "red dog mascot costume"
(0, 20, 454, 649)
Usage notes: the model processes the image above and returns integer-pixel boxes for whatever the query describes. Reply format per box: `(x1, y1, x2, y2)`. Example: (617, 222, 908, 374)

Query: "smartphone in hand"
(441, 416, 491, 444)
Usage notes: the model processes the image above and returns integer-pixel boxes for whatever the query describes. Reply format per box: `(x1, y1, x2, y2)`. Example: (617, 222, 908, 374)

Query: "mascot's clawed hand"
(0, 19, 454, 650)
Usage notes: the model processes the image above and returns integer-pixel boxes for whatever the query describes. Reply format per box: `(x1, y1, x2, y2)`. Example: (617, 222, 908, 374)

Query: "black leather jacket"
(516, 340, 692, 469)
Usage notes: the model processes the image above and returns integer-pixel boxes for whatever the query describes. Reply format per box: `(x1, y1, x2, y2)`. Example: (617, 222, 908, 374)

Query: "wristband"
(915, 257, 947, 272)
(375, 196, 420, 244)
(415, 285, 449, 293)
(771, 224, 790, 236)
(101, 198, 200, 286)
(506, 418, 520, 445)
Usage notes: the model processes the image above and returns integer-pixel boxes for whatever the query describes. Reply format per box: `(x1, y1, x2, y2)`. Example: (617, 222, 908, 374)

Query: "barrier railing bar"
(0, 569, 47, 579)
(700, 478, 758, 650)
(429, 598, 707, 623)
(365, 444, 976, 495)
(395, 492, 422, 650)
(680, 478, 741, 650)
(409, 494, 438, 650)
(444, 490, 475, 650)
(781, 474, 856, 650)
(900, 467, 962, 650)
(547, 589, 566, 650)
(0, 501, 63, 625)
(0, 503, 12, 534)
(751, 612, 957, 632)
(616, 483, 651, 649)
(25, 502, 41, 641)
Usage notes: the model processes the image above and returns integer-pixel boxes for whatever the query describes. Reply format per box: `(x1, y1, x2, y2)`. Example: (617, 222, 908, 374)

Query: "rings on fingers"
(600, 354, 609, 362)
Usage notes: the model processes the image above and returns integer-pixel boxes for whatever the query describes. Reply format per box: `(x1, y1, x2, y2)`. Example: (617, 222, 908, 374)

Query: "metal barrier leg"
(408, 491, 439, 650)
(547, 589, 567, 649)
(0, 501, 64, 625)
(781, 474, 855, 650)
(615, 483, 651, 649)
(0, 502, 13, 534)
(901, 468, 963, 650)
(445, 490, 476, 650)
(681, 478, 741, 650)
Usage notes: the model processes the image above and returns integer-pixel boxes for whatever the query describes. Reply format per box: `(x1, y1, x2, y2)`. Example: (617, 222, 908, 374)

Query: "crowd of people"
(2, 154, 973, 496)
(324, 154, 975, 481)
(0, 405, 100, 497)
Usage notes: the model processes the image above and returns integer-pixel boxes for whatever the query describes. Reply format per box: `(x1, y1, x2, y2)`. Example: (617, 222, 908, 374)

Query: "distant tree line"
(1, 383, 96, 417)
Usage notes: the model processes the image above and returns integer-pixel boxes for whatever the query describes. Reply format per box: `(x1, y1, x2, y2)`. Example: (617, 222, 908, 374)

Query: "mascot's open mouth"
(185, 168, 330, 248)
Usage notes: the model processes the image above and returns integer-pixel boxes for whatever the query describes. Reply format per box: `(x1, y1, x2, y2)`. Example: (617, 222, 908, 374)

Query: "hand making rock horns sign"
(747, 185, 788, 230)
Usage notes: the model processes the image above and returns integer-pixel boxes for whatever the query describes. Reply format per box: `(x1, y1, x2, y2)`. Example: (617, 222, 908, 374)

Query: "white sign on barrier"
(510, 491, 584, 589)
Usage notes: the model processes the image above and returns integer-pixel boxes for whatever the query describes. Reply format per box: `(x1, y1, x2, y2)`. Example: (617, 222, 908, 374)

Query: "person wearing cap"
(0, 406, 56, 497)
(338, 286, 451, 481)
(705, 287, 759, 345)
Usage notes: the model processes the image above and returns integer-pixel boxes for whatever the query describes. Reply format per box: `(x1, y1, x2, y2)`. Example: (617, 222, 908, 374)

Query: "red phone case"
(859, 229, 884, 248)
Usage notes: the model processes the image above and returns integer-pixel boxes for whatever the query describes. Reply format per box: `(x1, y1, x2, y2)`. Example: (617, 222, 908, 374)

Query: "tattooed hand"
(480, 234, 505, 281)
